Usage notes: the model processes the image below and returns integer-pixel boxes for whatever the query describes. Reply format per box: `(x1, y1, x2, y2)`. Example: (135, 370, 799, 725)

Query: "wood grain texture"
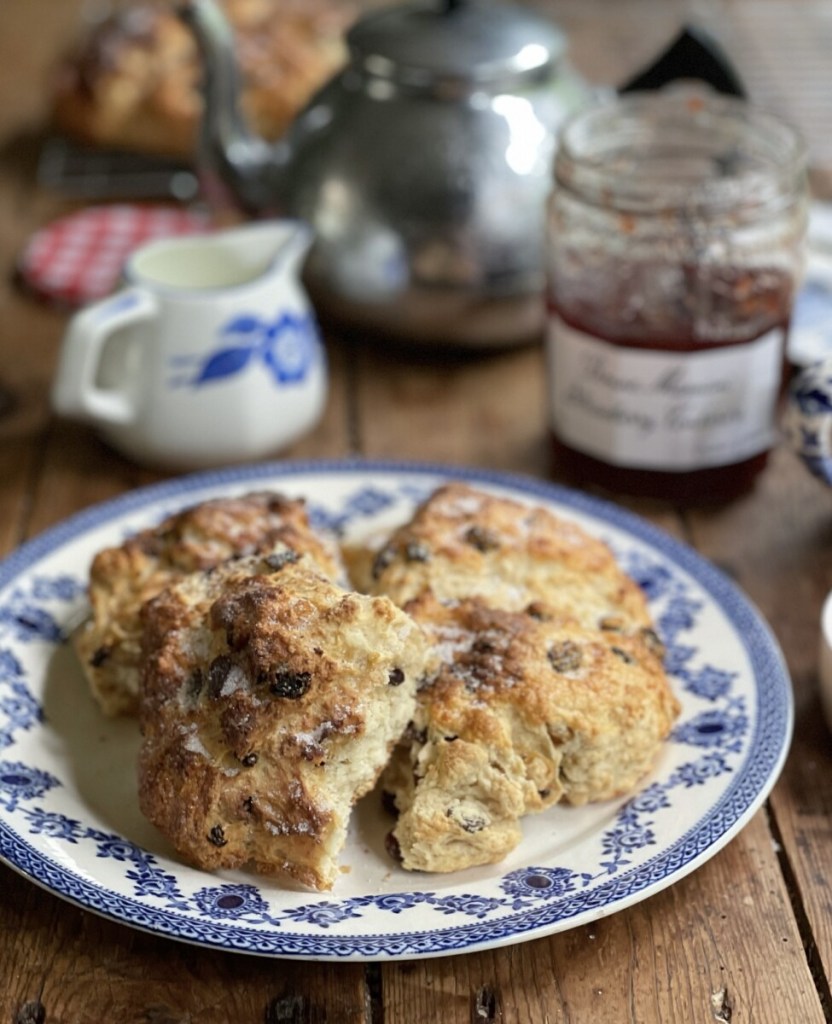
(687, 446, 832, 1009)
(352, 340, 550, 475)
(380, 812, 824, 1024)
(0, 862, 369, 1024)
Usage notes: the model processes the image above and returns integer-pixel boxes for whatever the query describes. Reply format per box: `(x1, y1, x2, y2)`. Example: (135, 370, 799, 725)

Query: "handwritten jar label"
(546, 316, 784, 471)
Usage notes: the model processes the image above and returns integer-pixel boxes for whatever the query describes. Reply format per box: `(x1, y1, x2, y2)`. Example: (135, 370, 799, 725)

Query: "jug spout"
(225, 220, 313, 279)
(179, 0, 285, 213)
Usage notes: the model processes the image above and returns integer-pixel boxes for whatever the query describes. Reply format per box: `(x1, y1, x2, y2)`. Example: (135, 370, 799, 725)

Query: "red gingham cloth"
(17, 204, 212, 308)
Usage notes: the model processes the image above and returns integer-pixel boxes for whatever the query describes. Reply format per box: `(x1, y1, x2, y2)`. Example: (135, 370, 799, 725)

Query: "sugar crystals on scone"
(74, 491, 345, 717)
(359, 482, 653, 637)
(138, 547, 429, 890)
(363, 481, 679, 874)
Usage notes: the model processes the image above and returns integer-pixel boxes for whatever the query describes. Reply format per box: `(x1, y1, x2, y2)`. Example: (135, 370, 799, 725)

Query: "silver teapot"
(181, 0, 742, 349)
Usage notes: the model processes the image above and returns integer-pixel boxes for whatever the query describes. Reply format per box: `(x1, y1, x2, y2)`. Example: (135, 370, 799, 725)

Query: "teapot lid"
(347, 0, 566, 86)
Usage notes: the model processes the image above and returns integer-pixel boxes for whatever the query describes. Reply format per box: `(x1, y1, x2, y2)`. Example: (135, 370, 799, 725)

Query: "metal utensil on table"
(37, 136, 199, 202)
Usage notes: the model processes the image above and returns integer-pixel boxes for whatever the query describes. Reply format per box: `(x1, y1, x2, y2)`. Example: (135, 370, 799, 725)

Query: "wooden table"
(2, 1, 832, 1020)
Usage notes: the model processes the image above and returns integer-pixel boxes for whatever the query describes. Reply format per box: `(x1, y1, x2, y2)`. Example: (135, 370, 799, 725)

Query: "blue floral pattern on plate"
(0, 461, 793, 960)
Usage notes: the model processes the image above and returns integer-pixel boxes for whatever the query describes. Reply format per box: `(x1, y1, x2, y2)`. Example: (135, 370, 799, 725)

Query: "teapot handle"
(619, 25, 745, 98)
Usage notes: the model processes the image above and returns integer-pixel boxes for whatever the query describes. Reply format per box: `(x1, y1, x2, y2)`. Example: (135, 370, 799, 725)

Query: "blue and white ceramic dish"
(783, 356, 832, 486)
(0, 460, 793, 960)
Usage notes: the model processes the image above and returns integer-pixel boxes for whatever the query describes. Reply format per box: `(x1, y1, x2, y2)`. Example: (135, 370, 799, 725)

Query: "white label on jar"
(547, 316, 783, 471)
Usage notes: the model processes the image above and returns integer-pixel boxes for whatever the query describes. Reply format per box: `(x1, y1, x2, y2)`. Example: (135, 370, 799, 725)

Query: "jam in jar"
(546, 91, 808, 504)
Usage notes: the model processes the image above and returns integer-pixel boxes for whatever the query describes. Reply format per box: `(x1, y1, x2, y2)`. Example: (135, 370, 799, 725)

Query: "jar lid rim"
(554, 90, 807, 213)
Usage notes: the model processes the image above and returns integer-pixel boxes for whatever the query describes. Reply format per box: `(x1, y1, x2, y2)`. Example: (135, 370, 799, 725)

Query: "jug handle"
(619, 25, 745, 98)
(51, 288, 157, 427)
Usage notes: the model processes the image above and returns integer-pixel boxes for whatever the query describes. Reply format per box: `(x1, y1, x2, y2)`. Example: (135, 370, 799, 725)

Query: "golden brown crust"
(138, 549, 428, 889)
(362, 482, 679, 874)
(51, 0, 354, 159)
(77, 477, 678, 886)
(359, 482, 653, 633)
(383, 594, 679, 873)
(74, 491, 346, 717)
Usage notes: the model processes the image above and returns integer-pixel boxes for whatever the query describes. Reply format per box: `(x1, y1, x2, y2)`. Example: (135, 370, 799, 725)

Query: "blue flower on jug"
(174, 310, 318, 389)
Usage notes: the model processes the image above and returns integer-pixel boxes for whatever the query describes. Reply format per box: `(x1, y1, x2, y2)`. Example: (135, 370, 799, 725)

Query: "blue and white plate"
(0, 460, 792, 960)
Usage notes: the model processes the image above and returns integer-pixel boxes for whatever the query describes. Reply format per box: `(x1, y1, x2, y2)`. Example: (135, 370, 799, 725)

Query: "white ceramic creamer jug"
(51, 220, 328, 470)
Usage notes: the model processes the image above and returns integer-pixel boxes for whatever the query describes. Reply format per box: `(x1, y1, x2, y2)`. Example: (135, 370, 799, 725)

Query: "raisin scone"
(51, 0, 354, 160)
(138, 548, 428, 890)
(74, 491, 345, 717)
(382, 594, 679, 874)
(356, 482, 654, 638)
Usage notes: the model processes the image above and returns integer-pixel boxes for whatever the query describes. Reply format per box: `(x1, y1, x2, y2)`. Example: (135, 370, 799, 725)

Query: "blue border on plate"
(0, 459, 793, 959)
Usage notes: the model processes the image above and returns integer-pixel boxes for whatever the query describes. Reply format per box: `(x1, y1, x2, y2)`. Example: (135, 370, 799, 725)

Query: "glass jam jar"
(545, 91, 808, 504)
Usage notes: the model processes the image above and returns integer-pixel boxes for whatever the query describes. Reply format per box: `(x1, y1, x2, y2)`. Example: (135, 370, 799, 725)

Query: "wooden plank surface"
(380, 812, 822, 1023)
(1, 1, 832, 1021)
(687, 448, 832, 1012)
(2, 872, 370, 1024)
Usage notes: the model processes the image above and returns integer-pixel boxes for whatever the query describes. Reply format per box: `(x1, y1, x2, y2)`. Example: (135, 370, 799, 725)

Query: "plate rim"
(0, 458, 794, 960)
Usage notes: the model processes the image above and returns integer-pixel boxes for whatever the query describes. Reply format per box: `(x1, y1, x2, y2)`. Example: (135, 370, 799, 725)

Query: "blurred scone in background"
(50, 0, 357, 159)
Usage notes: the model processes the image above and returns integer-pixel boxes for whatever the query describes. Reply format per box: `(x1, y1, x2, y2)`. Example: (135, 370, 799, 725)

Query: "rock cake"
(138, 547, 429, 890)
(75, 491, 345, 716)
(51, 0, 353, 159)
(365, 482, 678, 873)
(357, 481, 654, 637)
(383, 593, 679, 873)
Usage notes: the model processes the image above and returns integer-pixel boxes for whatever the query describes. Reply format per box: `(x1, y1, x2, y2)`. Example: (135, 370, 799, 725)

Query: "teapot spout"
(179, 0, 281, 213)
